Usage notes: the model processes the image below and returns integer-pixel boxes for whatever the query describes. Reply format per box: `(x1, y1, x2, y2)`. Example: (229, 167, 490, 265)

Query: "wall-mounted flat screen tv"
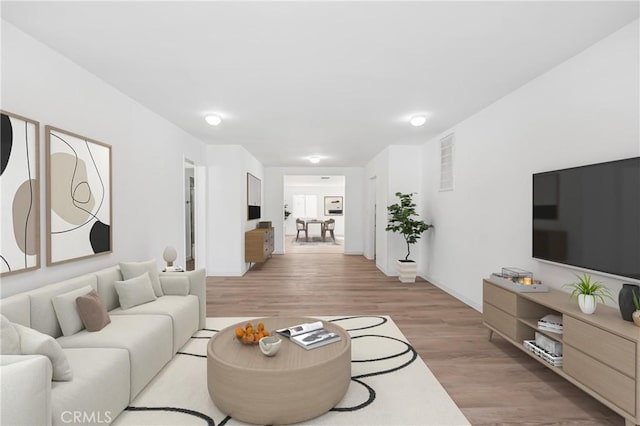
(533, 157, 640, 280)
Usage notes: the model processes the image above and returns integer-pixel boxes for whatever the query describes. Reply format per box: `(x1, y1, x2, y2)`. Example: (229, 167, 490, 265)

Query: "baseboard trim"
(419, 273, 481, 312)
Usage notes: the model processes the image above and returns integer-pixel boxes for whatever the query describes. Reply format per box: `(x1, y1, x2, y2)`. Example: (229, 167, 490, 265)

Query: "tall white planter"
(397, 260, 417, 283)
(578, 294, 597, 314)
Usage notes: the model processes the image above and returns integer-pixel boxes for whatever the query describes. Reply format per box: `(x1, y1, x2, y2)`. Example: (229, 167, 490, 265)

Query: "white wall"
(283, 185, 345, 236)
(264, 167, 364, 255)
(420, 20, 640, 311)
(205, 145, 263, 276)
(365, 146, 425, 276)
(0, 21, 206, 297)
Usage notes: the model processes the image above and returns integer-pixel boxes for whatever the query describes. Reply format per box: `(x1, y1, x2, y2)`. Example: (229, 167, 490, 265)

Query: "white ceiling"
(285, 175, 345, 187)
(2, 2, 638, 167)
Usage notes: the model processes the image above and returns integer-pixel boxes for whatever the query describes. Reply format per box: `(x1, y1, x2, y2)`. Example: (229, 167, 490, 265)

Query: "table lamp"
(163, 246, 177, 269)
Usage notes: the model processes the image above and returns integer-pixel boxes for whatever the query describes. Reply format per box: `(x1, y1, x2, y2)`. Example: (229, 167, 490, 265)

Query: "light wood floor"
(206, 254, 622, 425)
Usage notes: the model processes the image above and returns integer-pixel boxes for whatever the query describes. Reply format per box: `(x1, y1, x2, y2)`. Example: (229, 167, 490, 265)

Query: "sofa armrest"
(160, 268, 206, 329)
(1, 355, 53, 426)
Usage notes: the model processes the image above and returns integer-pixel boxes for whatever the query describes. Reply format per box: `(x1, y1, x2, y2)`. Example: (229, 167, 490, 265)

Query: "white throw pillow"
(120, 260, 163, 297)
(115, 272, 158, 310)
(13, 323, 73, 381)
(159, 275, 190, 296)
(0, 314, 21, 354)
(52, 285, 93, 337)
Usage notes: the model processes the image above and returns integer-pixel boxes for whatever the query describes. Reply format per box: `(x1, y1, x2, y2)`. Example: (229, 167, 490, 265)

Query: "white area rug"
(291, 236, 343, 245)
(113, 316, 469, 426)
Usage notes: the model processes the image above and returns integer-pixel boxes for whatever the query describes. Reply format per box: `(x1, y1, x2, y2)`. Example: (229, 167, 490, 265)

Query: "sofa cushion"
(76, 290, 111, 332)
(160, 275, 190, 296)
(0, 315, 20, 355)
(0, 293, 31, 327)
(0, 355, 52, 426)
(52, 285, 93, 336)
(111, 295, 199, 353)
(29, 274, 98, 338)
(94, 266, 123, 311)
(161, 268, 206, 329)
(115, 272, 157, 309)
(13, 323, 72, 381)
(56, 314, 172, 399)
(52, 348, 129, 426)
(120, 260, 163, 297)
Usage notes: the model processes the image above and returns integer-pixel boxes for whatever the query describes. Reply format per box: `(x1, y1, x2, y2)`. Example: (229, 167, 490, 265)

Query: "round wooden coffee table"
(207, 317, 351, 425)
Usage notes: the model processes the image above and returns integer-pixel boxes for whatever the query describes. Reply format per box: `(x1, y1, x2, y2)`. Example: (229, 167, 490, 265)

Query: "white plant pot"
(578, 294, 597, 314)
(396, 260, 417, 283)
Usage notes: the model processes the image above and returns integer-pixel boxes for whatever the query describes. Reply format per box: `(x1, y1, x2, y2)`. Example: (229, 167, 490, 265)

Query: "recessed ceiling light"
(308, 156, 321, 164)
(409, 115, 427, 127)
(205, 114, 222, 126)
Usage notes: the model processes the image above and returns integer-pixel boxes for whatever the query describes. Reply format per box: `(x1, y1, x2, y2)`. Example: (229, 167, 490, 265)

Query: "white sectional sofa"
(0, 265, 206, 426)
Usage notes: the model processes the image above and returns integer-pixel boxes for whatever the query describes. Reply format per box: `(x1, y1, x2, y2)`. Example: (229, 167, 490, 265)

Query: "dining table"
(302, 219, 325, 241)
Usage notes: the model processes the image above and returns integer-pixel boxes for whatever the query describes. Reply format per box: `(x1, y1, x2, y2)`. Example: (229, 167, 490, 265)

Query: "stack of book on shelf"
(537, 314, 563, 334)
(527, 314, 564, 366)
(276, 321, 341, 350)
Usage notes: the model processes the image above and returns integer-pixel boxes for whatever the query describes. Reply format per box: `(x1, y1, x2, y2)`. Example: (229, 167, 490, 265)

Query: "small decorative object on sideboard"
(618, 283, 640, 322)
(631, 291, 640, 327)
(489, 267, 548, 292)
(562, 273, 613, 315)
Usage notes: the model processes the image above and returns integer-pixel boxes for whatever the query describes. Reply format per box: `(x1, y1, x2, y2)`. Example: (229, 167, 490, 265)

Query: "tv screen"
(533, 157, 640, 280)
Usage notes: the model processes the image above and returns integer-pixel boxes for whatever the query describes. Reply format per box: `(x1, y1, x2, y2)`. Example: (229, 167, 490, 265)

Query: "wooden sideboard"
(483, 278, 640, 426)
(245, 227, 274, 264)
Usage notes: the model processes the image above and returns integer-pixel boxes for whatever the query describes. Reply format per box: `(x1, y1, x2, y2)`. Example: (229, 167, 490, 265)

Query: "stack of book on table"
(537, 314, 563, 334)
(276, 321, 341, 350)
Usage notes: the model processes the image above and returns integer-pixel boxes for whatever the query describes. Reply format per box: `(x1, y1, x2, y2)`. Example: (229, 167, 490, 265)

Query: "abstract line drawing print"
(0, 111, 40, 276)
(46, 126, 112, 265)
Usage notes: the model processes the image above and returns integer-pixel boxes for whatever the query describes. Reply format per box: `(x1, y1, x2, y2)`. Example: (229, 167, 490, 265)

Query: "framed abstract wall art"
(46, 126, 112, 265)
(1, 110, 40, 276)
(324, 196, 343, 216)
(247, 172, 261, 220)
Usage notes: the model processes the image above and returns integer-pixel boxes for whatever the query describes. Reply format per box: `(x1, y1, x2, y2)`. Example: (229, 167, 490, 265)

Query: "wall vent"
(440, 133, 454, 191)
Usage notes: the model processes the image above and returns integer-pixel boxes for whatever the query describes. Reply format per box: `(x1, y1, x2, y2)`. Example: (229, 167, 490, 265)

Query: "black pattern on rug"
(124, 406, 215, 426)
(125, 315, 417, 424)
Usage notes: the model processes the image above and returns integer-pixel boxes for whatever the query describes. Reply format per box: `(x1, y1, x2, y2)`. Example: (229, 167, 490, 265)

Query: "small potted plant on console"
(563, 273, 613, 315)
(386, 192, 433, 283)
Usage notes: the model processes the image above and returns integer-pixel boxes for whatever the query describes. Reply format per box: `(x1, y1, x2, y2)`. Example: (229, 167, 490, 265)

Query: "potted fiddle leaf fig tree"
(386, 192, 433, 283)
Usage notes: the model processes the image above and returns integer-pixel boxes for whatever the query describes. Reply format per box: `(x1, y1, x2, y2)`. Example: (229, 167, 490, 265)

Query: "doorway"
(283, 175, 345, 254)
(184, 160, 196, 271)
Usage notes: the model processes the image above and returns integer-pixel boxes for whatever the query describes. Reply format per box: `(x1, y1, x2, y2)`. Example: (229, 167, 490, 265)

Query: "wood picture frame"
(247, 172, 261, 220)
(1, 110, 40, 276)
(46, 125, 112, 265)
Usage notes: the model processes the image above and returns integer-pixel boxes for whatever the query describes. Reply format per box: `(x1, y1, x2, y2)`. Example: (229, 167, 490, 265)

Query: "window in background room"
(292, 194, 318, 218)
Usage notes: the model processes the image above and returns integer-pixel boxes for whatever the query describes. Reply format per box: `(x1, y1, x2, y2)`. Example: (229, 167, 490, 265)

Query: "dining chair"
(295, 219, 308, 241)
(322, 218, 336, 242)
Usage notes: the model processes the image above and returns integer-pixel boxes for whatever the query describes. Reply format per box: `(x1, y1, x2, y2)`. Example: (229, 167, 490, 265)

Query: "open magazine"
(276, 321, 341, 350)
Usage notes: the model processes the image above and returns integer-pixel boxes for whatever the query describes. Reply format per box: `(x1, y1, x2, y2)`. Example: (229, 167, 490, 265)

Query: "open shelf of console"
(483, 278, 640, 426)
